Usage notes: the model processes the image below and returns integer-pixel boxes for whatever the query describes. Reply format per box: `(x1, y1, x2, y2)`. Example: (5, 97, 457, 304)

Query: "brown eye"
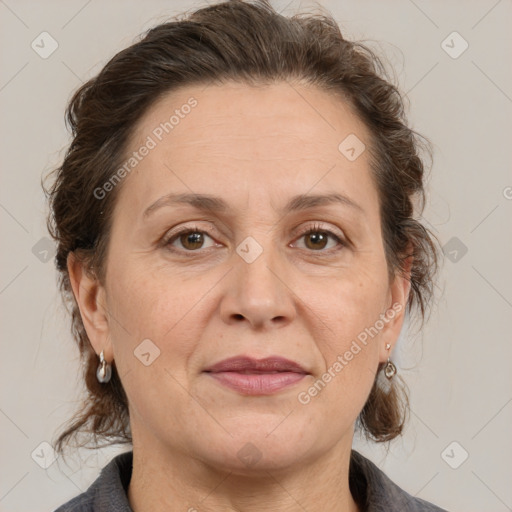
(165, 228, 217, 252)
(294, 225, 345, 253)
(179, 231, 205, 250)
(304, 231, 329, 250)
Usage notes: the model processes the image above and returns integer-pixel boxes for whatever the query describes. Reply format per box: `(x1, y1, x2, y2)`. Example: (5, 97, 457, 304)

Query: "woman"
(46, 0, 445, 510)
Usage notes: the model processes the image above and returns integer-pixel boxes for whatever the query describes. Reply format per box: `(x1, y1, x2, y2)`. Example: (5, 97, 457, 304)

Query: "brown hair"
(45, 0, 440, 454)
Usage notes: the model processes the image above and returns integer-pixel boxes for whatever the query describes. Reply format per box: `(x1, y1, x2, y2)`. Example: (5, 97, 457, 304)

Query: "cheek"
(301, 265, 388, 405)
(104, 262, 213, 436)
(317, 263, 390, 350)
(105, 260, 212, 380)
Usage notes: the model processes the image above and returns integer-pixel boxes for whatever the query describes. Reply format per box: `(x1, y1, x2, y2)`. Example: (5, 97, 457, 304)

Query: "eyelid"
(292, 221, 345, 240)
(161, 223, 218, 249)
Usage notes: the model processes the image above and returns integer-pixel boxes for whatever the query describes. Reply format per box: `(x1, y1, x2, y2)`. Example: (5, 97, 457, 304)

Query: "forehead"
(118, 81, 377, 219)
(131, 81, 368, 157)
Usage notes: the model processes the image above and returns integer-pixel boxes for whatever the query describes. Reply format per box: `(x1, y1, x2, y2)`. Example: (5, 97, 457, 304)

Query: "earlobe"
(67, 252, 113, 361)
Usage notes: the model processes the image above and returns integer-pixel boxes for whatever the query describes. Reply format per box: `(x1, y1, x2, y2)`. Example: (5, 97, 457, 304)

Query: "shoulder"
(350, 450, 449, 512)
(53, 451, 134, 512)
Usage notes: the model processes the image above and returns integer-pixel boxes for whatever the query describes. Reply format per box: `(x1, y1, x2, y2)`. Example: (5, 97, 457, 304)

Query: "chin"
(191, 416, 324, 475)
(203, 443, 310, 476)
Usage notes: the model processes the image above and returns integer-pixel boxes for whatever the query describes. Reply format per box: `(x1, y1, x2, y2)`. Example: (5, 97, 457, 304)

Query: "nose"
(219, 241, 296, 330)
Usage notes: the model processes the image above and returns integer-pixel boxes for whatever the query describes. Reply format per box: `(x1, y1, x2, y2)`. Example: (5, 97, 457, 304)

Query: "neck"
(127, 435, 360, 512)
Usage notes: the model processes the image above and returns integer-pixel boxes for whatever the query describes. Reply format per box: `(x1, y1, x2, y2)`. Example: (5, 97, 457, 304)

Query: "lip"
(203, 356, 310, 395)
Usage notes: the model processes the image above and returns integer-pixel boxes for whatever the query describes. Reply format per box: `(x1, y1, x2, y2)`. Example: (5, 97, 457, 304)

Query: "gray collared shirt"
(54, 450, 448, 511)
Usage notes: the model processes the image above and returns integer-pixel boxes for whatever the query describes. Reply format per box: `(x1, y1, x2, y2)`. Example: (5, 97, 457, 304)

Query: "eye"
(162, 222, 346, 254)
(293, 223, 345, 252)
(163, 226, 217, 252)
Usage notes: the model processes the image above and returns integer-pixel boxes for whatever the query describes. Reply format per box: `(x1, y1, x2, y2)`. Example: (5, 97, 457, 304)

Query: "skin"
(68, 81, 411, 512)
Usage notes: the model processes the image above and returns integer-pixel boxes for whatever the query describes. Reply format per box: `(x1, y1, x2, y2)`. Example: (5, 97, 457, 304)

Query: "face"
(72, 81, 409, 474)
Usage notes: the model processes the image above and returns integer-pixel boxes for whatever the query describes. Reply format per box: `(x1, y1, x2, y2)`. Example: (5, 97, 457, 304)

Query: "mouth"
(203, 356, 310, 395)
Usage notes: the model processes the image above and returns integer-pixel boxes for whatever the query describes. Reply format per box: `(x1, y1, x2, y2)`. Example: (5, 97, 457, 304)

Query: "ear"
(67, 252, 113, 362)
(379, 250, 413, 363)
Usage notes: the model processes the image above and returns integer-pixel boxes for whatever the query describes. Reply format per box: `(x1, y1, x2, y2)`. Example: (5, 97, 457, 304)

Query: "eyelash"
(162, 222, 346, 255)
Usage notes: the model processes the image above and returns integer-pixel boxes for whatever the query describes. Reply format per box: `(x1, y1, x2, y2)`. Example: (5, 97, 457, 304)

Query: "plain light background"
(1, 0, 511, 511)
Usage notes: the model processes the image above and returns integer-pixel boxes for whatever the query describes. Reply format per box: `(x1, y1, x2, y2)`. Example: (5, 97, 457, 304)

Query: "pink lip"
(204, 356, 309, 395)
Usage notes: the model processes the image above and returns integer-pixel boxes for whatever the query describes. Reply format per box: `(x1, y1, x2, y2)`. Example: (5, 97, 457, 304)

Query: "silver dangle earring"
(384, 343, 397, 379)
(96, 350, 112, 383)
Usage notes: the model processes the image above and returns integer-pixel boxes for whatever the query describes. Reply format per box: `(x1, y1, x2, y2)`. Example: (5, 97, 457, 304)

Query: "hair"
(45, 0, 440, 455)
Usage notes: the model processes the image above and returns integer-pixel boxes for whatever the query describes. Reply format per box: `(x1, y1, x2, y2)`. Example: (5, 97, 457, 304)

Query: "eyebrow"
(143, 192, 365, 219)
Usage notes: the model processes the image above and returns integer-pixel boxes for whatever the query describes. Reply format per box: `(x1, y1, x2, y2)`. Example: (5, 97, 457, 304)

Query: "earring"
(384, 358, 397, 379)
(96, 350, 112, 383)
(384, 343, 396, 379)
